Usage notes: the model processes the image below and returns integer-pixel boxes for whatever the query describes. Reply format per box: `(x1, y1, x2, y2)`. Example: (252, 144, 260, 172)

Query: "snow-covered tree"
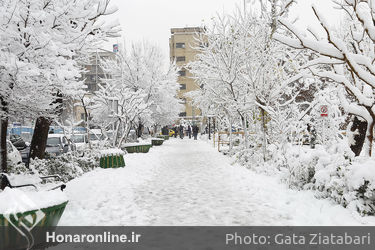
(274, 1, 375, 157)
(189, 2, 304, 161)
(0, 0, 119, 185)
(188, 11, 256, 150)
(92, 42, 182, 147)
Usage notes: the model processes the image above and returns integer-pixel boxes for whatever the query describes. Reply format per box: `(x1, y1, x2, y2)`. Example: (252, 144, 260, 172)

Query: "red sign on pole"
(320, 105, 328, 117)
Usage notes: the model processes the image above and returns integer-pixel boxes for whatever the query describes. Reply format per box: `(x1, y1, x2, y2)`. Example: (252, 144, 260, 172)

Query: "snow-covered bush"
(7, 163, 28, 176)
(277, 141, 375, 215)
(28, 150, 101, 182)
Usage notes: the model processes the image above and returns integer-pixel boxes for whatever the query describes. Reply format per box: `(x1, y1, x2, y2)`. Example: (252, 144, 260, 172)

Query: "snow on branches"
(188, 3, 306, 157)
(274, 0, 375, 157)
(91, 42, 182, 147)
(0, 0, 120, 120)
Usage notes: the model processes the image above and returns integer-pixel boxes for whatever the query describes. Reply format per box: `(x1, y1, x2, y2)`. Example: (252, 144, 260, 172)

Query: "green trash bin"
(157, 135, 169, 140)
(0, 201, 68, 249)
(152, 138, 164, 146)
(100, 149, 126, 168)
(122, 143, 152, 153)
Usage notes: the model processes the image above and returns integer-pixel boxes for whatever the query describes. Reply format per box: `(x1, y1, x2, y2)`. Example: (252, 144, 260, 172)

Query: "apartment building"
(73, 49, 116, 123)
(169, 27, 205, 122)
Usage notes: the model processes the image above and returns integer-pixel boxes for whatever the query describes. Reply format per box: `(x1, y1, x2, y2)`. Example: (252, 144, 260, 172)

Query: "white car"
(88, 129, 103, 146)
(45, 134, 74, 157)
(7, 140, 22, 165)
(70, 134, 87, 151)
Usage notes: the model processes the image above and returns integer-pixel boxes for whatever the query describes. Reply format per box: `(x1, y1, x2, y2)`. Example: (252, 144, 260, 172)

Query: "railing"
(213, 131, 248, 152)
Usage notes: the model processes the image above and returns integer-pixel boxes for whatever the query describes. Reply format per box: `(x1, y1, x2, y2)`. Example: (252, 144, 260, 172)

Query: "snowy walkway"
(60, 138, 375, 226)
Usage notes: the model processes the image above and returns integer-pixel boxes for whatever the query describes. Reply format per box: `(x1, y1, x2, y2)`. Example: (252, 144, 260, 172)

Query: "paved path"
(60, 139, 372, 226)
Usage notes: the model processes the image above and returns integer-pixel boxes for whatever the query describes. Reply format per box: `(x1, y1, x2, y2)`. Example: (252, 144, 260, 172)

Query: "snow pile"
(7, 173, 42, 186)
(0, 187, 67, 214)
(100, 148, 125, 156)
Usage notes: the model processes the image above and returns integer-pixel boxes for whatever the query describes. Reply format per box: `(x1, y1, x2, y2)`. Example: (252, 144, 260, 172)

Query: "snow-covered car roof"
(89, 129, 102, 134)
(48, 134, 66, 138)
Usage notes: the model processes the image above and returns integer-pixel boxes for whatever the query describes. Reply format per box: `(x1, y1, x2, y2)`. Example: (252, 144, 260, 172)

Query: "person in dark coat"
(179, 124, 184, 139)
(162, 126, 168, 136)
(173, 126, 178, 138)
(192, 125, 199, 140)
(187, 125, 192, 139)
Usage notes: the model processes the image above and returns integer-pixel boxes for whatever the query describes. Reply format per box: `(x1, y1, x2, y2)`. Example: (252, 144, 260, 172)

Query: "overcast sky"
(104, 0, 337, 63)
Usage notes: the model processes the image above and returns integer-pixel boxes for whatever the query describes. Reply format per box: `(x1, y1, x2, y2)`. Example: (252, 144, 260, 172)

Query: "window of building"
(178, 70, 186, 77)
(176, 43, 185, 48)
(176, 56, 185, 62)
(80, 113, 86, 120)
(180, 84, 186, 90)
(88, 75, 95, 81)
(199, 42, 209, 48)
(87, 83, 97, 92)
(179, 112, 187, 117)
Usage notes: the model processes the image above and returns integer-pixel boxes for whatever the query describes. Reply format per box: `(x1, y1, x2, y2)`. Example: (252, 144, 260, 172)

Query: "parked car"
(49, 126, 64, 134)
(9, 134, 27, 149)
(7, 140, 22, 165)
(45, 134, 74, 157)
(73, 127, 87, 134)
(169, 129, 175, 137)
(70, 134, 87, 151)
(88, 129, 103, 146)
(9, 134, 30, 164)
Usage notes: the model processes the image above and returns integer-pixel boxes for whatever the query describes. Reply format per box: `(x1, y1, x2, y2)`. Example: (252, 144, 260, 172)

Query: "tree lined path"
(60, 139, 373, 226)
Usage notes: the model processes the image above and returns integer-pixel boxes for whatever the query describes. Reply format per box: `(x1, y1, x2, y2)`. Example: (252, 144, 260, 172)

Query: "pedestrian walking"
(173, 126, 178, 138)
(187, 125, 192, 139)
(162, 126, 168, 136)
(192, 125, 199, 140)
(179, 124, 184, 139)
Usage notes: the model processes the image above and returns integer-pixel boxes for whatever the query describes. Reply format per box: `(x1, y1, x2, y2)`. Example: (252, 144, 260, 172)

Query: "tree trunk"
(29, 117, 52, 160)
(208, 117, 211, 140)
(229, 117, 233, 151)
(0, 117, 8, 190)
(350, 116, 367, 157)
(367, 121, 375, 157)
(81, 99, 91, 149)
(240, 113, 249, 149)
(29, 92, 63, 160)
(261, 108, 267, 161)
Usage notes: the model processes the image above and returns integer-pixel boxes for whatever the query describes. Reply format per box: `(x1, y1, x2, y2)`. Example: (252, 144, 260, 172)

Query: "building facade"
(73, 49, 116, 123)
(169, 27, 204, 123)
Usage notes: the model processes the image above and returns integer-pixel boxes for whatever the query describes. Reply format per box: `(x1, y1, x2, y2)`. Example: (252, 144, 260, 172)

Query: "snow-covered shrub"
(7, 163, 28, 175)
(340, 159, 375, 215)
(29, 149, 100, 182)
(277, 140, 375, 215)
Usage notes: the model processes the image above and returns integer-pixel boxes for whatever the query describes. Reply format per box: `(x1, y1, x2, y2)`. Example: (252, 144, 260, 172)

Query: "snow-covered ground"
(60, 138, 375, 226)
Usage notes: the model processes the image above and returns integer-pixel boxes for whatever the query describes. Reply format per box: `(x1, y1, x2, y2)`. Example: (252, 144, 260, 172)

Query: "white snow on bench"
(0, 187, 68, 214)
